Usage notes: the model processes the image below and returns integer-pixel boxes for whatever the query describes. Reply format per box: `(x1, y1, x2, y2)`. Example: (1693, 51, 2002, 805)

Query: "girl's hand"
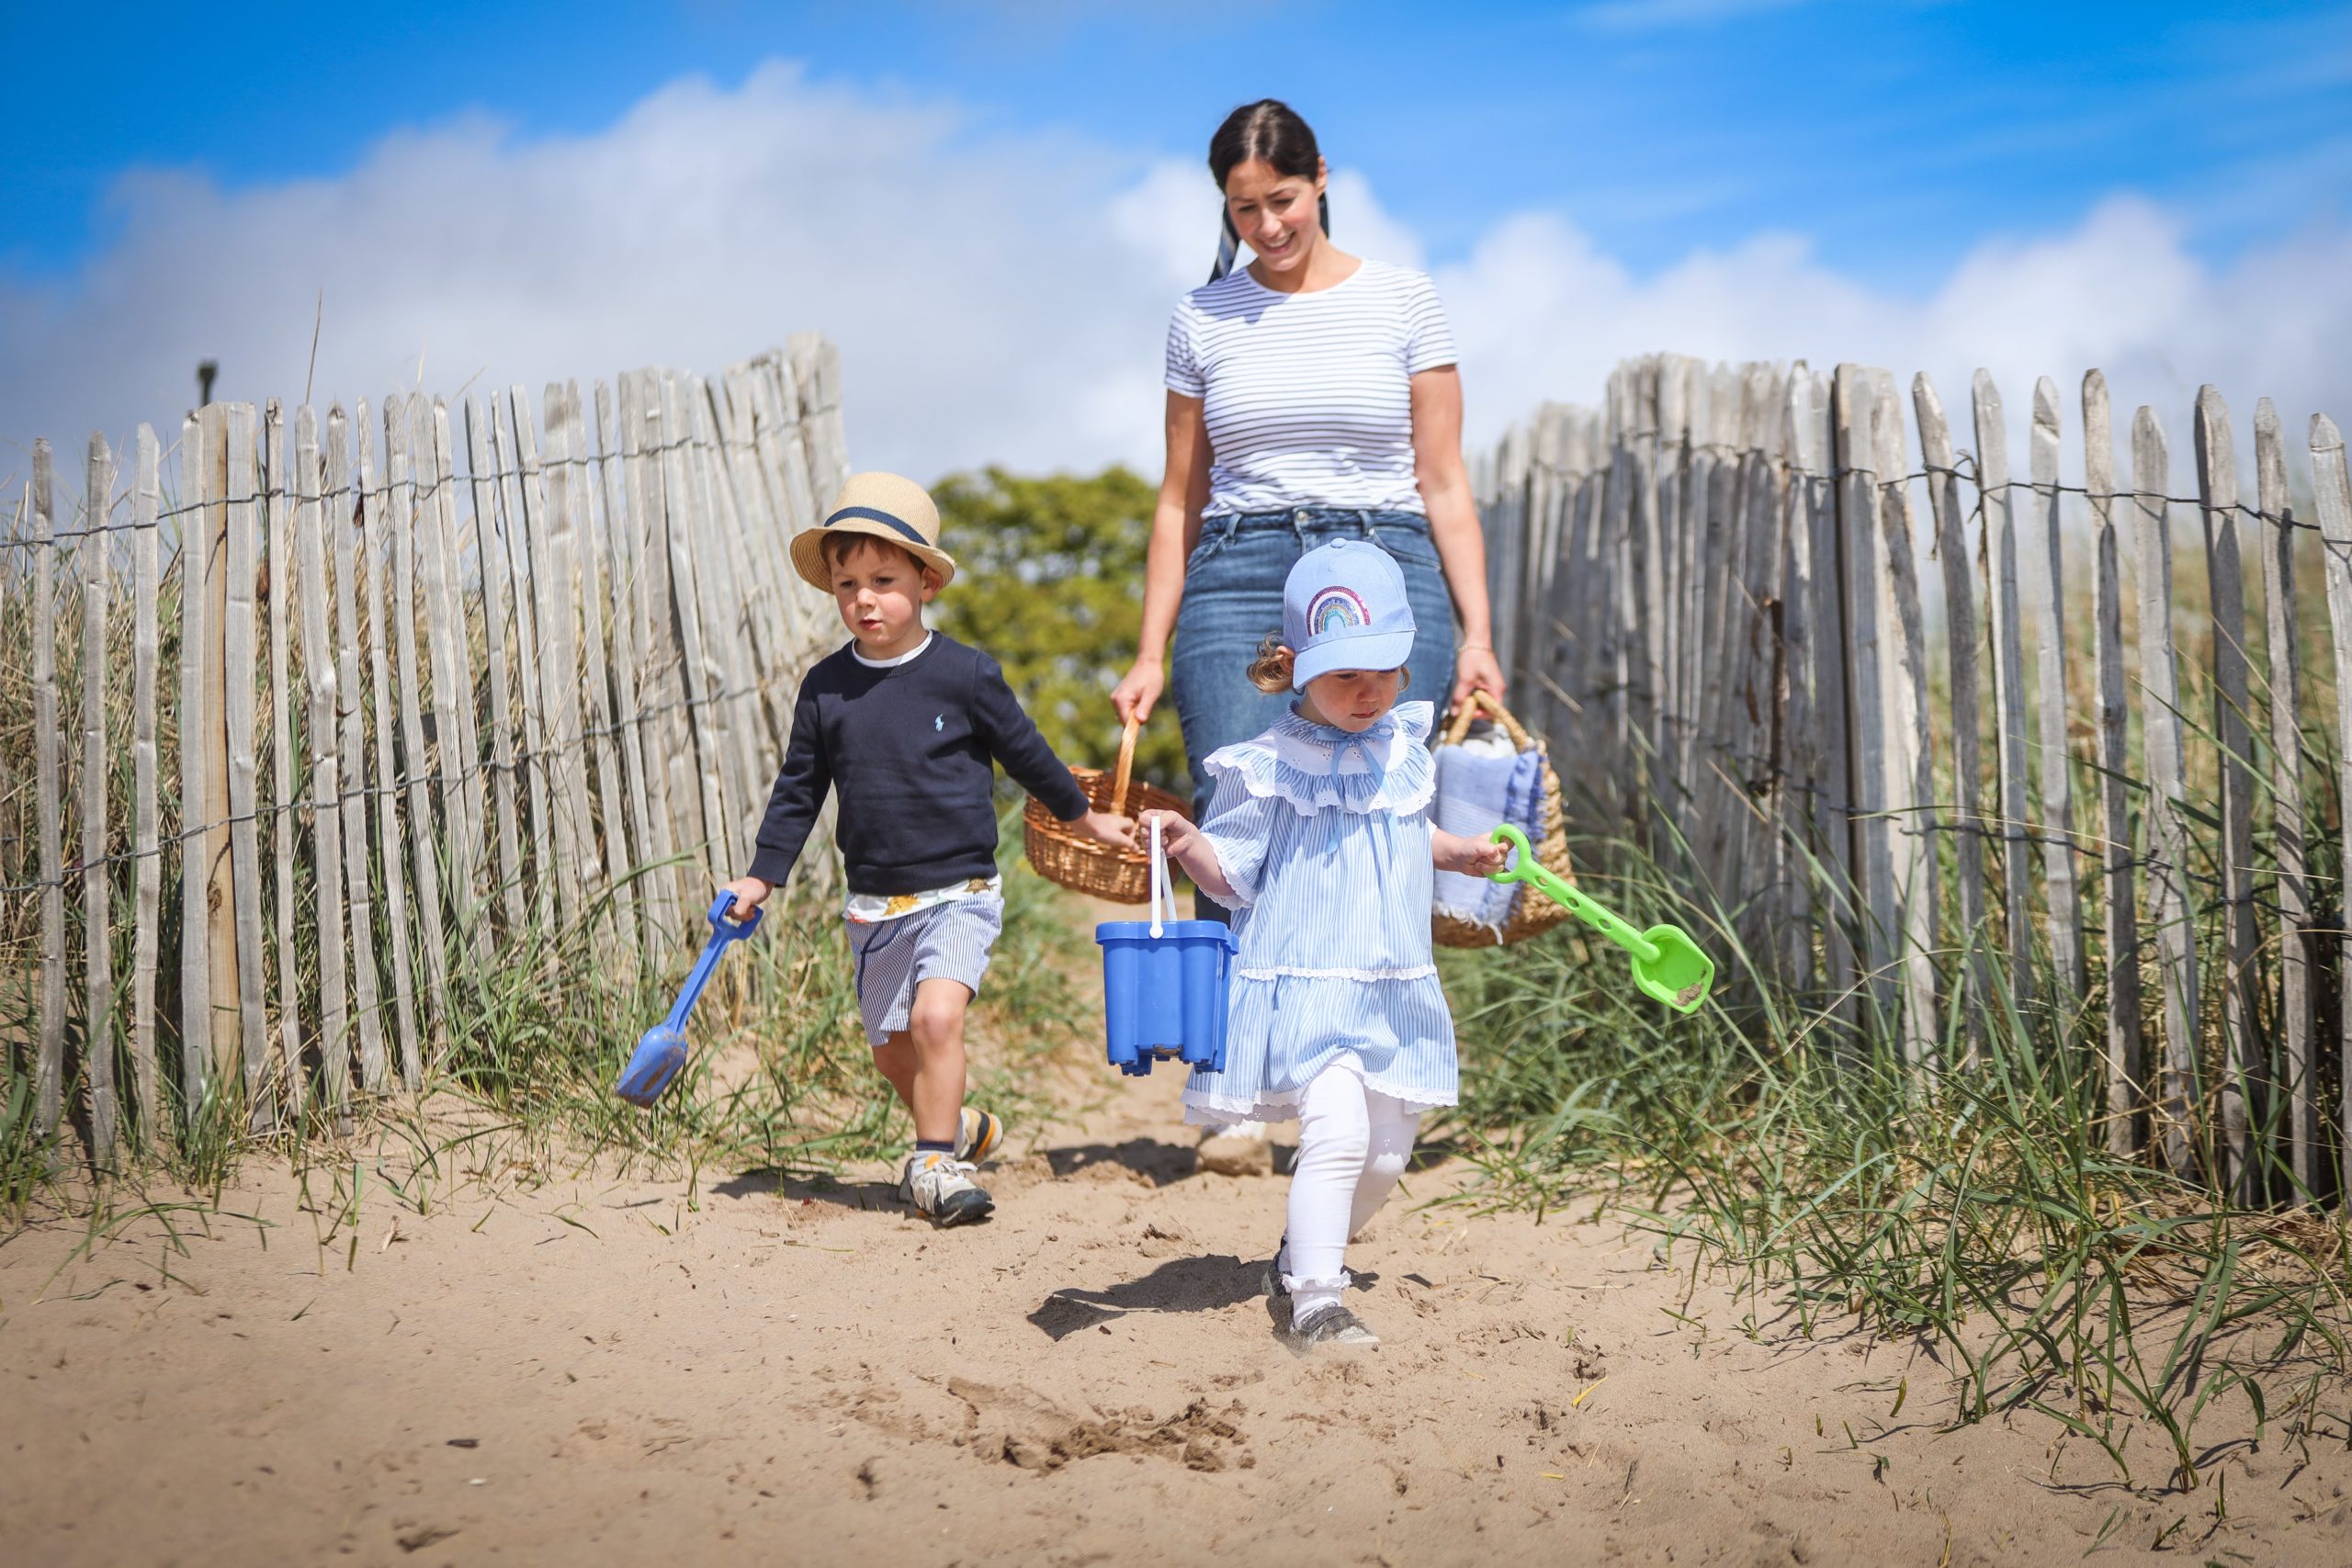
(1112, 658, 1166, 726)
(1136, 807, 1197, 858)
(1139, 808, 1235, 901)
(717, 875, 774, 917)
(1434, 829, 1510, 879)
(1080, 810, 1136, 850)
(1450, 645, 1506, 711)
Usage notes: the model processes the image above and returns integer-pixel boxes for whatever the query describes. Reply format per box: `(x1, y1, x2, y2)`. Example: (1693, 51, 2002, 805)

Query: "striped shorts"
(842, 894, 1005, 1045)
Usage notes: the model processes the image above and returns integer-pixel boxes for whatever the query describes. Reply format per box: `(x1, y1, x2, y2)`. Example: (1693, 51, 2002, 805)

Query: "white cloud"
(3, 61, 2346, 503)
(1441, 196, 2352, 484)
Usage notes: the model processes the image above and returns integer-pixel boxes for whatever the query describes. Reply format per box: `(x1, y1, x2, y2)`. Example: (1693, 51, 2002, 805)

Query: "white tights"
(1282, 1063, 1421, 1321)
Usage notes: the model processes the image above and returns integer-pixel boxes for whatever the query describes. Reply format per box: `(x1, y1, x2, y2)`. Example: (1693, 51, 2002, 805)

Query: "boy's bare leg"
(872, 976, 971, 1145)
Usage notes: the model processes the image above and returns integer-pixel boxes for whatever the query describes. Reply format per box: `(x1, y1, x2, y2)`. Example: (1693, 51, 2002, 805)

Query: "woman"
(1112, 98, 1503, 1174)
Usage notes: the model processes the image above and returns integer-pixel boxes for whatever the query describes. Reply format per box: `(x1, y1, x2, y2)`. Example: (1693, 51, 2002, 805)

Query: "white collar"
(851, 631, 933, 669)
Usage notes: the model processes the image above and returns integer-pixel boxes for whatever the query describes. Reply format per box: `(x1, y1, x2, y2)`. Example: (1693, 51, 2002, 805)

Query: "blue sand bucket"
(1096, 818, 1237, 1077)
(616, 892, 764, 1108)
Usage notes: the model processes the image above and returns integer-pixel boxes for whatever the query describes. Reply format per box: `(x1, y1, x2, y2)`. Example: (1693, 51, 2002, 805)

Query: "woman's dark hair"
(1206, 99, 1330, 283)
(1208, 99, 1321, 188)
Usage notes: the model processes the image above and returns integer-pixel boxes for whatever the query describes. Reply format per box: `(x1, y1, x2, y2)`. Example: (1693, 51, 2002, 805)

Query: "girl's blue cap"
(1283, 538, 1416, 690)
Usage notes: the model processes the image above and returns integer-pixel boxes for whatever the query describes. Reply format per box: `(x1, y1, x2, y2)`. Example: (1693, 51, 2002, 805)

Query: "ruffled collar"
(1203, 700, 1435, 817)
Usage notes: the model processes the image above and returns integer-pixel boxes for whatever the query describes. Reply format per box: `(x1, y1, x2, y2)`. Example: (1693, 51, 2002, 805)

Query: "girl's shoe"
(1261, 1236, 1292, 1303)
(955, 1106, 1004, 1166)
(1286, 1303, 1379, 1348)
(899, 1151, 994, 1227)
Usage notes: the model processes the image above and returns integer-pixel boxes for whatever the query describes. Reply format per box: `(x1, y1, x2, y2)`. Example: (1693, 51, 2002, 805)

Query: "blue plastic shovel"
(615, 892, 764, 1108)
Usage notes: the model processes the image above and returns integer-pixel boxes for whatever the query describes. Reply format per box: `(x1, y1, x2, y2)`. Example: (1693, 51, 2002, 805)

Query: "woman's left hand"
(1452, 645, 1506, 710)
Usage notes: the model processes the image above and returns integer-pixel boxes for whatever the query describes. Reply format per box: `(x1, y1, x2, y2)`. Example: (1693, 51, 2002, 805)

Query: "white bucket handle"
(1148, 816, 1176, 938)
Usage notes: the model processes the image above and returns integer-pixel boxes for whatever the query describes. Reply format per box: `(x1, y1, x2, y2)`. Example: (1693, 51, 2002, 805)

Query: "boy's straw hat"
(791, 472, 958, 592)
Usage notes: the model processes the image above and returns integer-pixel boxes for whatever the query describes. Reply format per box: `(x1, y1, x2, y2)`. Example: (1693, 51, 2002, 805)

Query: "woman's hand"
(1433, 829, 1510, 879)
(1112, 657, 1166, 726)
(1451, 645, 1506, 711)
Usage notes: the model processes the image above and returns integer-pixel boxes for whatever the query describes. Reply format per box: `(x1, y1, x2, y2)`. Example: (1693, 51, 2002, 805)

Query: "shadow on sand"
(712, 1168, 905, 1214)
(1028, 1252, 1265, 1340)
(1044, 1136, 1202, 1187)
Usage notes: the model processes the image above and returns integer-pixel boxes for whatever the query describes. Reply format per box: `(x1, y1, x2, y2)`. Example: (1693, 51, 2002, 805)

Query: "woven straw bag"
(1023, 716, 1189, 904)
(1432, 690, 1576, 948)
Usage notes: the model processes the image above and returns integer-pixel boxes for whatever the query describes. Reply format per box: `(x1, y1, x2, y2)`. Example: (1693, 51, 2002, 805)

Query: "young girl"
(1143, 538, 1507, 1347)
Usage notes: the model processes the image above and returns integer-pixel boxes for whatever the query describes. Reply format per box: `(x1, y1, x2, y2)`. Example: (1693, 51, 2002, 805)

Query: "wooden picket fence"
(1, 337, 852, 1158)
(1478, 354, 2352, 1204)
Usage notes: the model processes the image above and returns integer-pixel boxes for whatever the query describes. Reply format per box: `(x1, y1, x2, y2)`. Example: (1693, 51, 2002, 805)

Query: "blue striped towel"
(1431, 733, 1545, 936)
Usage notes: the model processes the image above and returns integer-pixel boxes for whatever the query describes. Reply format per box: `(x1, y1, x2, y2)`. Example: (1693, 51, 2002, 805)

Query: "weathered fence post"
(1973, 373, 2036, 1021)
(1872, 370, 1937, 1074)
(129, 424, 164, 1145)
(223, 403, 272, 1124)
(2311, 412, 2352, 1201)
(293, 406, 351, 1115)
(2082, 373, 2143, 1155)
(2029, 378, 2084, 1032)
(2254, 399, 2314, 1198)
(2132, 408, 2200, 1177)
(84, 435, 119, 1160)
(263, 403, 305, 1122)
(385, 394, 447, 1081)
(2194, 386, 2262, 1204)
(327, 406, 382, 1114)
(356, 401, 413, 1093)
(1914, 374, 1988, 1066)
(31, 441, 63, 1141)
(463, 397, 528, 936)
(177, 412, 213, 1117)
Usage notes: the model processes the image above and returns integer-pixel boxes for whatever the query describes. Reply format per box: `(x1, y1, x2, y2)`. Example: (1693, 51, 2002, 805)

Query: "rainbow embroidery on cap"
(1306, 585, 1371, 636)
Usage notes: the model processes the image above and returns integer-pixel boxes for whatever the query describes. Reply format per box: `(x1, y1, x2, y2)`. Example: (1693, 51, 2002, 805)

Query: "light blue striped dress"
(1183, 700, 1458, 1125)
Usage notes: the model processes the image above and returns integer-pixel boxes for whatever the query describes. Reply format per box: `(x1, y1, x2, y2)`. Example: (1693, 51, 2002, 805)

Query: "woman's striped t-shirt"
(1163, 258, 1458, 519)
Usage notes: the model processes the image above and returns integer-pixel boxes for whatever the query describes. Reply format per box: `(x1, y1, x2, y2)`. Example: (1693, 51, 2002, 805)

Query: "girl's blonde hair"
(1246, 637, 1295, 694)
(1246, 637, 1409, 695)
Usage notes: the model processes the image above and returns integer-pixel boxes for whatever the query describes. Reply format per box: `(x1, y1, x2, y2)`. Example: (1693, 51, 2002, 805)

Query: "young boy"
(718, 472, 1133, 1226)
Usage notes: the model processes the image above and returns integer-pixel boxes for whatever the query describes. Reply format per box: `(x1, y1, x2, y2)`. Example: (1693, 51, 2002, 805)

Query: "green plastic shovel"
(1486, 825, 1715, 1014)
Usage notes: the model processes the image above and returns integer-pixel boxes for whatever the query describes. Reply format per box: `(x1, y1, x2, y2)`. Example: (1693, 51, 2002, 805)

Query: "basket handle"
(1110, 715, 1141, 817)
(1442, 687, 1535, 752)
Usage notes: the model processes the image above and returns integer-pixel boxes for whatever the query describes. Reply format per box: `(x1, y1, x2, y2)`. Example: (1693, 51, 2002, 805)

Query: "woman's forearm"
(1135, 491, 1193, 665)
(1424, 465, 1493, 649)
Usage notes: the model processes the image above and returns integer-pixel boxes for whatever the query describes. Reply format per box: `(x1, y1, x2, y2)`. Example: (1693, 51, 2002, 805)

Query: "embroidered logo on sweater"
(1306, 585, 1371, 635)
(933, 715, 944, 731)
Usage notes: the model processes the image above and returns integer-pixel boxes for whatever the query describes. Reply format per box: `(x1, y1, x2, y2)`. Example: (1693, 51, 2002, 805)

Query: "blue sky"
(12, 1, 2345, 284)
(4, 1, 2348, 476)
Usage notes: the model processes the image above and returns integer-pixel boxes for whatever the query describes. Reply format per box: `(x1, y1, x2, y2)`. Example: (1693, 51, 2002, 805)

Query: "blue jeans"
(1171, 508, 1455, 922)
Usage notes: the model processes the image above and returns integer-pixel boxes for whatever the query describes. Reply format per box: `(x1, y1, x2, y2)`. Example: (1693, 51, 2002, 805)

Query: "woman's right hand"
(1112, 657, 1166, 726)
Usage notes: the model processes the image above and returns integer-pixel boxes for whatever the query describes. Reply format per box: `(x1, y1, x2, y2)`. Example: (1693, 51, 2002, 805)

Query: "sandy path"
(6, 946, 2350, 1565)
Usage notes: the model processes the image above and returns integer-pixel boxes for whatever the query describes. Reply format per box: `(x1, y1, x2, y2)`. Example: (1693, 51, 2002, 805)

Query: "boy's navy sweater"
(747, 633, 1090, 895)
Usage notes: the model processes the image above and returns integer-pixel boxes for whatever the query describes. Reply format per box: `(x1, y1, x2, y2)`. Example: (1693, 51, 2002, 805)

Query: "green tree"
(931, 465, 1189, 794)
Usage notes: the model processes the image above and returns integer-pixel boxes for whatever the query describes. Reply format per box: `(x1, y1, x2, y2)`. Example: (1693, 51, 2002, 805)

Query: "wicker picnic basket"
(1023, 716, 1189, 904)
(1432, 690, 1577, 949)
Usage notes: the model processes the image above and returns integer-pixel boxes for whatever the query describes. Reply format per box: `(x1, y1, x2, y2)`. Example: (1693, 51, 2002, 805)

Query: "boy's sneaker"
(899, 1151, 994, 1227)
(1286, 1303, 1379, 1348)
(955, 1106, 1004, 1167)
